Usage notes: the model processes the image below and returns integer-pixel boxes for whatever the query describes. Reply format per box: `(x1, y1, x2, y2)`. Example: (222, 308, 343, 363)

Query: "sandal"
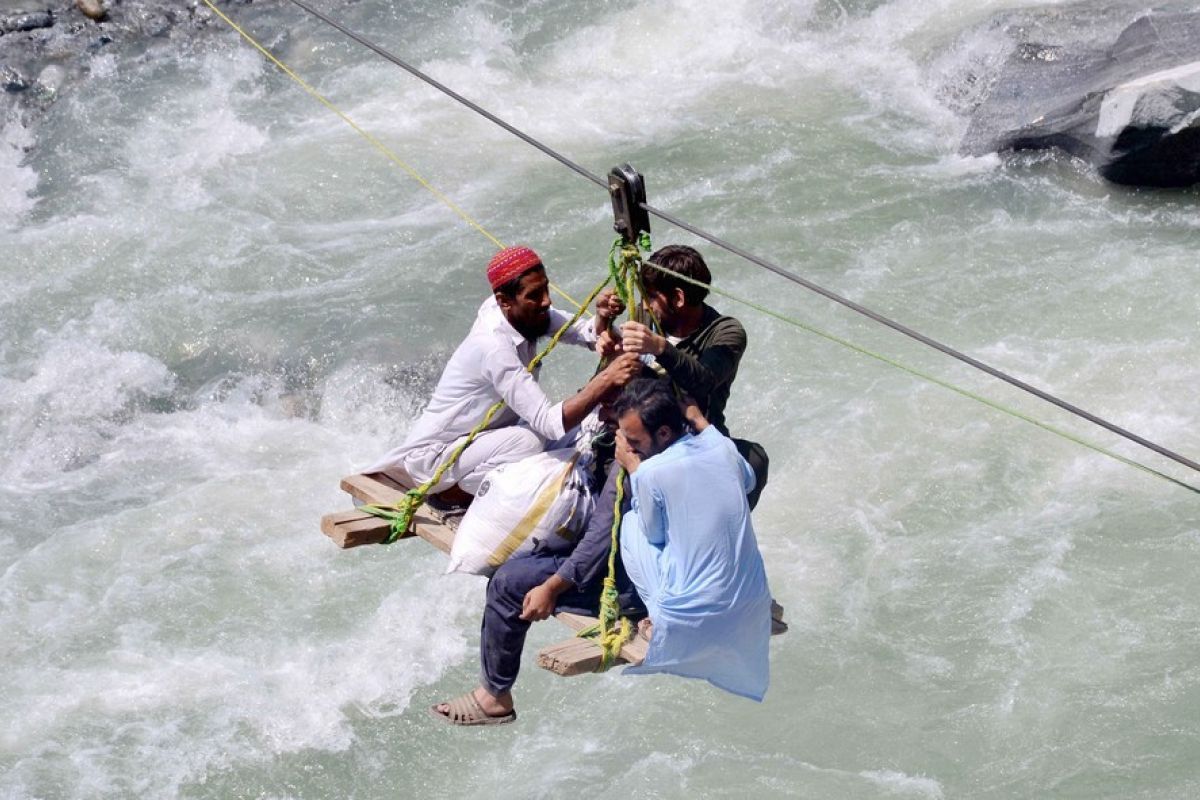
(428, 692, 517, 726)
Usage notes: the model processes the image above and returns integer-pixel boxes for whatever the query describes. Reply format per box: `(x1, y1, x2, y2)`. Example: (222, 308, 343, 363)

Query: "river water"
(3, 0, 1199, 797)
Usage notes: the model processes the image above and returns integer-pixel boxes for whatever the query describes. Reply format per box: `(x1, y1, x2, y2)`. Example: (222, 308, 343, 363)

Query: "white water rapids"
(3, 0, 1199, 797)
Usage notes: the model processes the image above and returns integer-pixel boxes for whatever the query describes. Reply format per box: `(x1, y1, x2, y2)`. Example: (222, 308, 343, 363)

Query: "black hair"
(494, 264, 543, 299)
(613, 377, 684, 436)
(640, 244, 711, 306)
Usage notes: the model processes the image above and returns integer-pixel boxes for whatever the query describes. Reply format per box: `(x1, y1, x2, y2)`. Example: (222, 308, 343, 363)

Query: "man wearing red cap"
(365, 246, 639, 502)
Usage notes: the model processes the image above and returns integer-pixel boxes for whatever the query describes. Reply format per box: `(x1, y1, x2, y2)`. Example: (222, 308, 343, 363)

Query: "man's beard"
(517, 312, 552, 340)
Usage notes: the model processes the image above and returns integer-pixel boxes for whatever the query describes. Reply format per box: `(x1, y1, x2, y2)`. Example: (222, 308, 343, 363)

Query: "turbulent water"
(3, 0, 1200, 797)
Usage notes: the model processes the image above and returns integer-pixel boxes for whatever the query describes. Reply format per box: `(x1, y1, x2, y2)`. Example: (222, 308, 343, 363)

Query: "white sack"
(446, 447, 594, 576)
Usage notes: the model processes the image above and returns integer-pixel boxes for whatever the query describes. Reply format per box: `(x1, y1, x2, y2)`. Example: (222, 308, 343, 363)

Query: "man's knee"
(486, 563, 527, 608)
(508, 427, 547, 460)
(733, 438, 769, 510)
(487, 553, 563, 610)
(486, 556, 547, 607)
(457, 427, 547, 495)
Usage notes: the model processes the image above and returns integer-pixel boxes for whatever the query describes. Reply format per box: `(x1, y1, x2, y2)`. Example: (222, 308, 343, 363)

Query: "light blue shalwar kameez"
(620, 426, 772, 701)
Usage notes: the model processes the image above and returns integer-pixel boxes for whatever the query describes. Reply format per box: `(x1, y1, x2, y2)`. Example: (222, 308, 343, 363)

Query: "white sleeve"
(548, 305, 598, 348)
(481, 342, 566, 440)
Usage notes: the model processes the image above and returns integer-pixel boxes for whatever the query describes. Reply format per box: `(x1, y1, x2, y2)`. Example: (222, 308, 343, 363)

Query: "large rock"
(0, 0, 284, 160)
(961, 9, 1200, 187)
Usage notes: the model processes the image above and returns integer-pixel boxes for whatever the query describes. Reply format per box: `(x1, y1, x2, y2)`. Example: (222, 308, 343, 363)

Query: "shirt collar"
(480, 296, 529, 347)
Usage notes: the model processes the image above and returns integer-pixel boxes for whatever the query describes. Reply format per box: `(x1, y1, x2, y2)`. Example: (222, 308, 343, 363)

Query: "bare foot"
(637, 617, 654, 643)
(433, 686, 512, 718)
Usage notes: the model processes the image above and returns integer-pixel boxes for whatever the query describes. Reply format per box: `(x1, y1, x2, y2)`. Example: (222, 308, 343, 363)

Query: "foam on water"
(3, 0, 1200, 797)
(123, 52, 270, 212)
(0, 118, 38, 223)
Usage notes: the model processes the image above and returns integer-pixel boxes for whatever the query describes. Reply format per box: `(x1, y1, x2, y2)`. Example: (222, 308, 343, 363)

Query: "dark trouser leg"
(733, 438, 770, 510)
(480, 554, 558, 697)
(479, 552, 603, 696)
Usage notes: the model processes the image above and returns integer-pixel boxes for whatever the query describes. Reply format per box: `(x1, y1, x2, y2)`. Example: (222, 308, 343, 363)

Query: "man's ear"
(495, 291, 513, 312)
(671, 287, 688, 310)
(654, 424, 674, 447)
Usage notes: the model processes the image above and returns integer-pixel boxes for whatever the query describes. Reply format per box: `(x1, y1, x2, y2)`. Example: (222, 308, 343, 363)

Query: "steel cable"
(284, 0, 1200, 477)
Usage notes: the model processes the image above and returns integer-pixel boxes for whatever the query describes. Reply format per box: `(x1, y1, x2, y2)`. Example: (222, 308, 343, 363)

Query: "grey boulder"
(961, 10, 1200, 187)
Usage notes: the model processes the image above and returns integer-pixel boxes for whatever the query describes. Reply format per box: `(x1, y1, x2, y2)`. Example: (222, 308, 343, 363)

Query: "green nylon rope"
(607, 233, 653, 310)
(643, 261, 1200, 496)
(575, 234, 655, 669)
(361, 273, 614, 542)
(574, 466, 634, 669)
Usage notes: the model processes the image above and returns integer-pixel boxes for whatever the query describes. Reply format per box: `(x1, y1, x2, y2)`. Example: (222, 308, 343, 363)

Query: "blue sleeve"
(631, 467, 667, 546)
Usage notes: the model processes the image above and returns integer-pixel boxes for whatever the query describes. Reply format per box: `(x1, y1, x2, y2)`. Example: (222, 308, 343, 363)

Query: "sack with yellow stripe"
(446, 448, 595, 576)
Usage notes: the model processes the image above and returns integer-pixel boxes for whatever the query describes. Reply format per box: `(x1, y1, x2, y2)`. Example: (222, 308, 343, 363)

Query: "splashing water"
(3, 1, 1199, 797)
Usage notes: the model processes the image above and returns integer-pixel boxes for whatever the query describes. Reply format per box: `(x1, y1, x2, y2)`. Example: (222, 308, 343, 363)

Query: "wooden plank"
(339, 472, 409, 505)
(320, 506, 459, 551)
(322, 473, 460, 550)
(408, 508, 456, 555)
(324, 472, 784, 678)
(320, 508, 405, 549)
(555, 611, 648, 662)
(537, 638, 617, 676)
(536, 613, 650, 676)
(537, 604, 787, 677)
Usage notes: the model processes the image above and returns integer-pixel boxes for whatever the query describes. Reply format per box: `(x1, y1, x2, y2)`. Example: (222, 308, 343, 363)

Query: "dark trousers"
(479, 552, 603, 696)
(479, 553, 645, 696)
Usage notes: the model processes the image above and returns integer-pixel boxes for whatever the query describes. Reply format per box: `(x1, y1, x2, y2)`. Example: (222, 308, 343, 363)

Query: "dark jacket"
(655, 304, 746, 436)
(540, 305, 751, 595)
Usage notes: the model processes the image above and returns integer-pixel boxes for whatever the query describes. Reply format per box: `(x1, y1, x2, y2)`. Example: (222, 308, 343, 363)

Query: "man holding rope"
(365, 245, 640, 504)
(600, 245, 769, 508)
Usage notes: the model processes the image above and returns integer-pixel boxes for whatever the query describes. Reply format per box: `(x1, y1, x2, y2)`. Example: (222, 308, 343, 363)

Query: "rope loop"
(606, 233, 654, 325)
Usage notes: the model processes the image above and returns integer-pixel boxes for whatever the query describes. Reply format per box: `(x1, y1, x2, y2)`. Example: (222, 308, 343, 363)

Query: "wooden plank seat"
(321, 472, 786, 675)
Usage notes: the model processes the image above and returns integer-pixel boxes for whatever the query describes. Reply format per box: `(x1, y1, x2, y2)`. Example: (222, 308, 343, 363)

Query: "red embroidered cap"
(487, 245, 542, 290)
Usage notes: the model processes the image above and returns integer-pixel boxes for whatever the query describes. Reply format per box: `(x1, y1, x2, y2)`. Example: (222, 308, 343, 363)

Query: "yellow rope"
(596, 467, 634, 668)
(198, 0, 583, 311)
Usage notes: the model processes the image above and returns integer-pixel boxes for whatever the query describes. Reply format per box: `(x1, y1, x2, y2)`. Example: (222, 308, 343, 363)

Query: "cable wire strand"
(199, 0, 587, 311)
(275, 0, 1200, 479)
(640, 260, 1200, 495)
(639, 203, 1200, 475)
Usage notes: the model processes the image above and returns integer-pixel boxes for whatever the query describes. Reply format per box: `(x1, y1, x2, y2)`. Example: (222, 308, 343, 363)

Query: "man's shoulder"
(641, 433, 696, 474)
(464, 301, 522, 354)
(701, 305, 746, 340)
(712, 310, 746, 333)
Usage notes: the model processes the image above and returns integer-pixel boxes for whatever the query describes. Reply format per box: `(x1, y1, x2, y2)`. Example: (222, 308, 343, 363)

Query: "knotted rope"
(575, 233, 655, 670)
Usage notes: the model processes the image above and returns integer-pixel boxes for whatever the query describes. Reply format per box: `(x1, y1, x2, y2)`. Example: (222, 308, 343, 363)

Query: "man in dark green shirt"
(600, 245, 769, 508)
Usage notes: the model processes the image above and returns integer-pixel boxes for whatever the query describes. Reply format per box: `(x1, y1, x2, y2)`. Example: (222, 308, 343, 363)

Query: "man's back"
(658, 305, 746, 437)
(400, 297, 531, 453)
(622, 426, 772, 701)
(633, 427, 765, 607)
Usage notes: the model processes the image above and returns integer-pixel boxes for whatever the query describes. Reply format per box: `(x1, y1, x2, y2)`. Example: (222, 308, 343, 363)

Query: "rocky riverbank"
(957, 2, 1200, 187)
(0, 0, 279, 164)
